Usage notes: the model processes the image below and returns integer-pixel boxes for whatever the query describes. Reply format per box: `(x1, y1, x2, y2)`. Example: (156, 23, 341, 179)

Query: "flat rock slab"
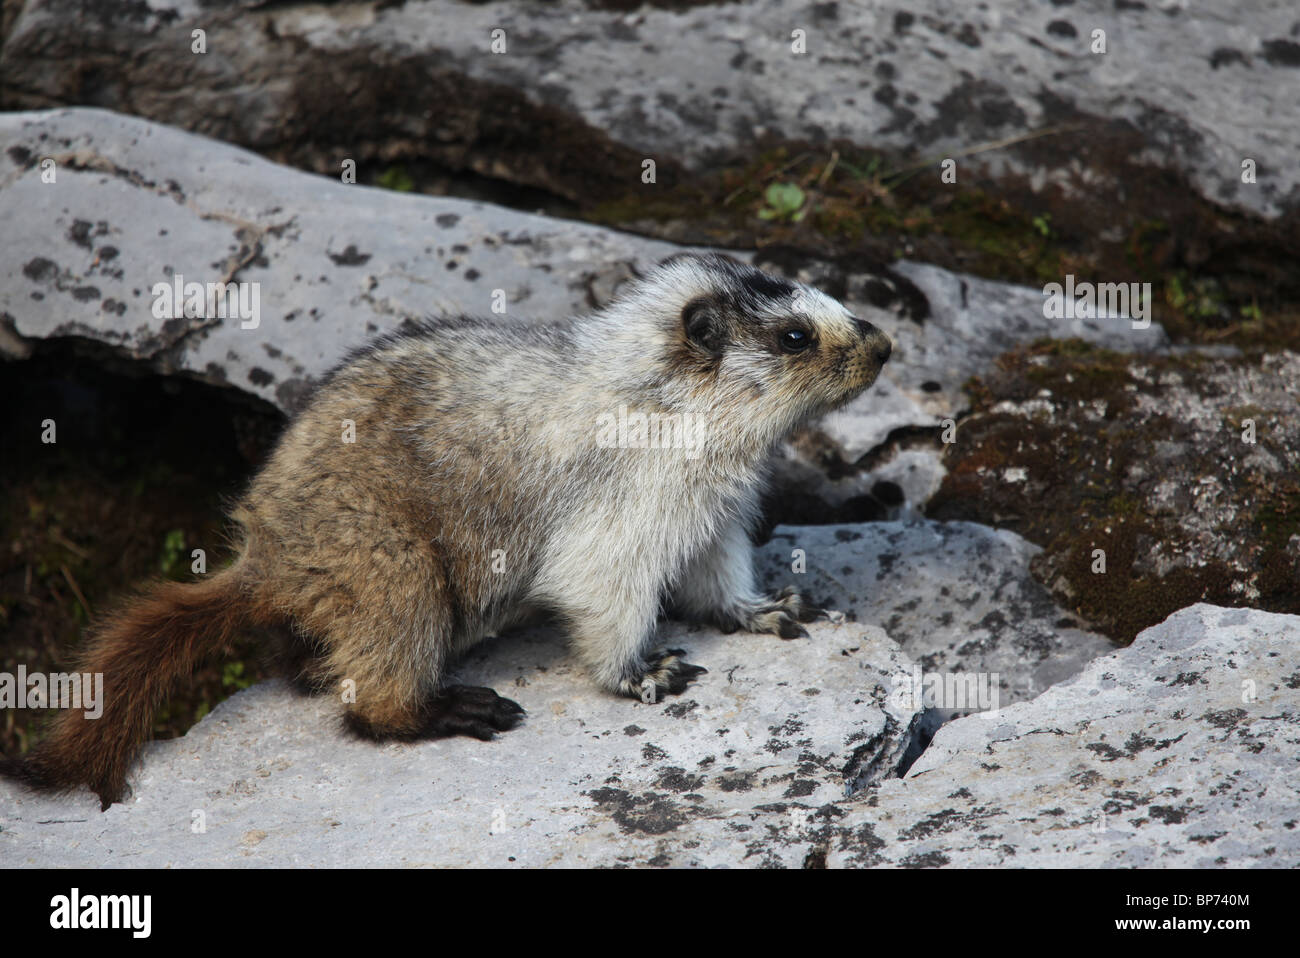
(573, 603, 1297, 869)
(4, 603, 1291, 868)
(757, 521, 1116, 718)
(0, 618, 921, 867)
(831, 603, 1300, 868)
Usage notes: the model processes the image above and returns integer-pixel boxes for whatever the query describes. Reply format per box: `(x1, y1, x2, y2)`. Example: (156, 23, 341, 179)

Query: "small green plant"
(1166, 273, 1227, 320)
(221, 661, 255, 692)
(758, 182, 807, 222)
(1032, 214, 1052, 238)
(158, 528, 186, 578)
(839, 154, 884, 180)
(376, 166, 415, 193)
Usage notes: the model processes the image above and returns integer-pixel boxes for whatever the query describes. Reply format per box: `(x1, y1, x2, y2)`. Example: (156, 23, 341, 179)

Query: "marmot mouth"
(802, 373, 882, 420)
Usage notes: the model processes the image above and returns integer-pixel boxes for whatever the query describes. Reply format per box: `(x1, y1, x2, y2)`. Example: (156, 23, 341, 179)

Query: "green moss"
(1104, 493, 1145, 519)
(1166, 272, 1228, 321)
(1255, 484, 1300, 551)
(1256, 487, 1300, 598)
(931, 344, 1300, 643)
(1047, 524, 1229, 646)
(375, 165, 415, 193)
(158, 528, 188, 579)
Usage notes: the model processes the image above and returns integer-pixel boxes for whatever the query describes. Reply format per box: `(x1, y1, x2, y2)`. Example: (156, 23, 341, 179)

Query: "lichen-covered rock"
(928, 341, 1300, 641)
(3, 0, 1297, 225)
(0, 108, 1167, 519)
(4, 603, 1291, 868)
(756, 521, 1116, 720)
(0, 616, 923, 867)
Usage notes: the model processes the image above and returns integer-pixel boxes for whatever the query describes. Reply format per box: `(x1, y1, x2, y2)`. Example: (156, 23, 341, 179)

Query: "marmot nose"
(853, 317, 892, 364)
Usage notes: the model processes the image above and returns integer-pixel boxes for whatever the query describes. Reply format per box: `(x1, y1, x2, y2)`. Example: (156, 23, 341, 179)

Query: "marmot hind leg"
(324, 611, 525, 741)
(344, 684, 525, 742)
(285, 557, 525, 741)
(416, 685, 526, 740)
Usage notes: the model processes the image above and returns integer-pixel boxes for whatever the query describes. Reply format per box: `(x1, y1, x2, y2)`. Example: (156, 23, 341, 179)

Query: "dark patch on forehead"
(740, 269, 796, 302)
(707, 258, 800, 329)
(680, 252, 796, 305)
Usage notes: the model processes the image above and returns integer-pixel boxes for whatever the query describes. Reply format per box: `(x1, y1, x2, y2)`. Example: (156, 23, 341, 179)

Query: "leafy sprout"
(758, 182, 808, 223)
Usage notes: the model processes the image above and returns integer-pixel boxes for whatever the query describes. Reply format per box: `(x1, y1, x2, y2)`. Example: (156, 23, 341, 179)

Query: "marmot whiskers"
(2, 251, 892, 808)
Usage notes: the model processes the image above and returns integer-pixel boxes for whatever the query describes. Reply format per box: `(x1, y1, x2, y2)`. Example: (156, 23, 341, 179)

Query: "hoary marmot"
(2, 251, 892, 808)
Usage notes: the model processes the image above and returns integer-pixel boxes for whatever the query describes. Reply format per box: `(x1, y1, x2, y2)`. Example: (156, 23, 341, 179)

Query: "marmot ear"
(682, 297, 727, 357)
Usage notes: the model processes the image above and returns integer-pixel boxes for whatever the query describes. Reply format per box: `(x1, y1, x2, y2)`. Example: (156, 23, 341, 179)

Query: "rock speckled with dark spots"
(756, 521, 1118, 720)
(0, 109, 1170, 518)
(3, 604, 1290, 867)
(3, 0, 1296, 221)
(0, 613, 922, 866)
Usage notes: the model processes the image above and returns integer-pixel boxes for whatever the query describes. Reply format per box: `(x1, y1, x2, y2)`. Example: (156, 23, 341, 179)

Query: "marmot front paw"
(729, 586, 826, 639)
(618, 649, 708, 703)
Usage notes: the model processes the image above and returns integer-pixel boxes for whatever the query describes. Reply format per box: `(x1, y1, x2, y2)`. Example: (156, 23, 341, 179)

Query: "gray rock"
(3, 0, 1295, 221)
(4, 601, 1289, 868)
(756, 521, 1117, 719)
(0, 108, 1169, 517)
(824, 603, 1300, 867)
(0, 107, 685, 413)
(765, 446, 946, 527)
(0, 616, 922, 867)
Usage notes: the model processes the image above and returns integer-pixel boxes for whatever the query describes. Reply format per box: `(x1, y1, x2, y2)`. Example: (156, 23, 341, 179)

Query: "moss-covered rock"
(927, 342, 1300, 641)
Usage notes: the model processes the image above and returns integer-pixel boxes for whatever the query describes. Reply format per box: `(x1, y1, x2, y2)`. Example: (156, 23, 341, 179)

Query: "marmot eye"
(780, 329, 811, 353)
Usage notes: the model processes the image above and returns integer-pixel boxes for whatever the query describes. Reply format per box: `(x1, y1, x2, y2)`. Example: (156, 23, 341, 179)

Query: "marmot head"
(635, 252, 892, 436)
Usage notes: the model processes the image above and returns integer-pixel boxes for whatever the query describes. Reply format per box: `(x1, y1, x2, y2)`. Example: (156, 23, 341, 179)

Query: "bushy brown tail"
(1, 566, 268, 809)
